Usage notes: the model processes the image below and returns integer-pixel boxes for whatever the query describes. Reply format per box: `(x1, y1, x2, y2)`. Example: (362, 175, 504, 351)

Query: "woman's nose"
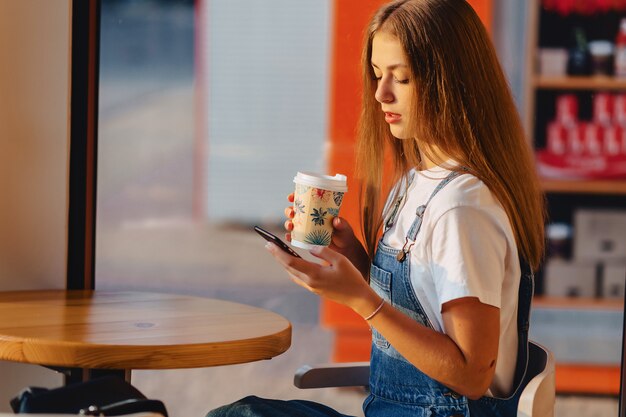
(375, 80, 393, 103)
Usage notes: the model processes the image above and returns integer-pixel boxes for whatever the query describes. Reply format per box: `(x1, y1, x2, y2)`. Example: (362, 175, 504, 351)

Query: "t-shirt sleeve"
(429, 205, 508, 311)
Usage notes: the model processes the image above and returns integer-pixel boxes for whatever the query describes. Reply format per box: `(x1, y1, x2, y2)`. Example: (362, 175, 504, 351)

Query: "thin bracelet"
(364, 298, 385, 321)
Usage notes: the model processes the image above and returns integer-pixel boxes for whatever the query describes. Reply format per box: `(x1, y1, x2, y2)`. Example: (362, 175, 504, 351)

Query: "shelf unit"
(534, 295, 624, 310)
(524, 1, 626, 190)
(534, 75, 626, 90)
(527, 73, 626, 187)
(524, 0, 626, 396)
(541, 179, 626, 193)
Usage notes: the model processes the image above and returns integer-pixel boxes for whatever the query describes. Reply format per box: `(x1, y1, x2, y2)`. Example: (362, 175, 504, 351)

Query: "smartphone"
(254, 226, 302, 258)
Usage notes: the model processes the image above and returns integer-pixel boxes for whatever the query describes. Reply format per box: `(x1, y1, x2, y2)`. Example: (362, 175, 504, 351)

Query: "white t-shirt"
(381, 166, 520, 398)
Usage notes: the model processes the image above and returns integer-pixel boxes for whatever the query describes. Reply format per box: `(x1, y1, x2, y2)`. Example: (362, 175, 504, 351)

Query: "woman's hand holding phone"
(255, 193, 378, 316)
(264, 230, 378, 318)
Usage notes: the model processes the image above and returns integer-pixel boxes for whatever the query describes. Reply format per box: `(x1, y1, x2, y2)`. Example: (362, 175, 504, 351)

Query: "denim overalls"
(364, 170, 534, 417)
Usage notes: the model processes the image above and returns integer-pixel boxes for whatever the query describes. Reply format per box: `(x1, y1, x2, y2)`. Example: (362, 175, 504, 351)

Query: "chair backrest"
(517, 341, 556, 417)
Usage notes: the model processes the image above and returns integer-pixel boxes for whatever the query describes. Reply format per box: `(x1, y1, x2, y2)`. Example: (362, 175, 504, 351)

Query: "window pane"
(95, 1, 363, 416)
(98, 0, 195, 226)
(205, 0, 329, 222)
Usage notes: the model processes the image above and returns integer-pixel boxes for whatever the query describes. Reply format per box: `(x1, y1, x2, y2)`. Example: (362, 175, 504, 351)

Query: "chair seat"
(294, 361, 370, 388)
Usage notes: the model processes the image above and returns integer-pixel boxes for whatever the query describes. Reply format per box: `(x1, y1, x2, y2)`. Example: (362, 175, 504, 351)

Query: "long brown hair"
(355, 0, 546, 270)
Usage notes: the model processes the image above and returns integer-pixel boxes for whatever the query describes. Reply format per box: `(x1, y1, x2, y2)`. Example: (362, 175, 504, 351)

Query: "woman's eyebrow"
(371, 62, 408, 70)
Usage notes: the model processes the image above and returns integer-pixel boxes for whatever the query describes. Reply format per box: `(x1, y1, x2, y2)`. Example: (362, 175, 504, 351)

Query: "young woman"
(206, 0, 545, 416)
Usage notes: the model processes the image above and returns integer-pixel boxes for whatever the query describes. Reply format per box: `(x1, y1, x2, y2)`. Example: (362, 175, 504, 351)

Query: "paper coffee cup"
(291, 172, 348, 250)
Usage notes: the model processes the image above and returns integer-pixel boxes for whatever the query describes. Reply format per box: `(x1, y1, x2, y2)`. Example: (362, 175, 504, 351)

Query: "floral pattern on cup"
(312, 188, 331, 203)
(333, 191, 344, 207)
(292, 186, 344, 248)
(305, 229, 332, 246)
(310, 208, 328, 226)
(327, 207, 339, 217)
(294, 198, 305, 215)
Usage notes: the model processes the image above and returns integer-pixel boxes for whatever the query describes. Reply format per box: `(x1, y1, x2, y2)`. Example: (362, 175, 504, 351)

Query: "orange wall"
(469, 0, 493, 36)
(324, 0, 493, 361)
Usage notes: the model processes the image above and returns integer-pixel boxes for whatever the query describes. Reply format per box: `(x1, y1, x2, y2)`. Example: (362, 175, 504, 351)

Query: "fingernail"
(265, 242, 274, 252)
(309, 246, 322, 255)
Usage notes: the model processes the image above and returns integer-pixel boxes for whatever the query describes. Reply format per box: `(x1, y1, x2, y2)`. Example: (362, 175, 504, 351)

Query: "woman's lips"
(384, 112, 401, 124)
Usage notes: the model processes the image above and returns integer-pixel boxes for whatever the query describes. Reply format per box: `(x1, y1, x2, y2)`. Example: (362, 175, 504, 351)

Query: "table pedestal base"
(45, 366, 131, 384)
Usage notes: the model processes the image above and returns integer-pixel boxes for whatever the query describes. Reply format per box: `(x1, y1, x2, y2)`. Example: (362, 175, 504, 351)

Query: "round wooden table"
(0, 290, 291, 377)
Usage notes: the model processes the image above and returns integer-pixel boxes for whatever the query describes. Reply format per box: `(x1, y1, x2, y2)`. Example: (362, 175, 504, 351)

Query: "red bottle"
(614, 18, 626, 77)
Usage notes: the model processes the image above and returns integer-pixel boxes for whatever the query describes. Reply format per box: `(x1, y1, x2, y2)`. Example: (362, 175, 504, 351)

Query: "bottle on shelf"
(566, 27, 591, 76)
(614, 18, 626, 77)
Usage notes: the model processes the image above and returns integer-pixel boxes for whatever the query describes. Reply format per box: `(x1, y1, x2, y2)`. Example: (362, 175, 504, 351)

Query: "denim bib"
(364, 170, 533, 417)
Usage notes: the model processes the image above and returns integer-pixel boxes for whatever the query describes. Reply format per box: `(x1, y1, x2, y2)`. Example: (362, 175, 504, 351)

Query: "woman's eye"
(372, 73, 408, 83)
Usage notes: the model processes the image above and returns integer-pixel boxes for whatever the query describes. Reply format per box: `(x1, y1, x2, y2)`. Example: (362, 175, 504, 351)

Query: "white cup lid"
(293, 172, 348, 193)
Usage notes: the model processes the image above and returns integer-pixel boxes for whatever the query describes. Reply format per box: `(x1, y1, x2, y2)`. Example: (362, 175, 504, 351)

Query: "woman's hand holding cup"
(283, 192, 369, 280)
(283, 193, 296, 243)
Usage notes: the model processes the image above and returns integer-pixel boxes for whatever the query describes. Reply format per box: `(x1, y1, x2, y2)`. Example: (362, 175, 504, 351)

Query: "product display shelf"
(534, 75, 626, 90)
(524, 0, 626, 193)
(525, 0, 626, 396)
(533, 295, 623, 311)
(541, 178, 626, 193)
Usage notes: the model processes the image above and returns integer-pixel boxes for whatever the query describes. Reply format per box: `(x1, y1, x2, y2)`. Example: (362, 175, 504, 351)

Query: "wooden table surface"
(0, 290, 292, 371)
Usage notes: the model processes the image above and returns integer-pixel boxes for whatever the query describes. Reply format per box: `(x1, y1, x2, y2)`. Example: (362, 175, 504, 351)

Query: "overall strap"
(383, 171, 416, 232)
(512, 257, 535, 389)
(396, 170, 464, 262)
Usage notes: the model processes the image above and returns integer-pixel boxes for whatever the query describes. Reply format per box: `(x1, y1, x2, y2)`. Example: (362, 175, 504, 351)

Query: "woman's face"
(371, 31, 413, 139)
